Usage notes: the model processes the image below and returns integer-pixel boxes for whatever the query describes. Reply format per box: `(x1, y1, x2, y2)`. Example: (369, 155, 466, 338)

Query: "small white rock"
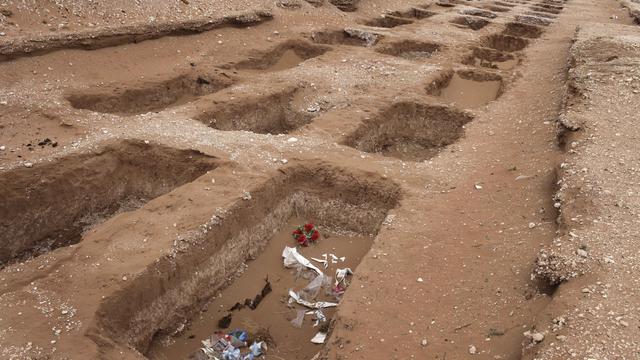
(287, 137, 298, 143)
(468, 345, 477, 354)
(417, 277, 424, 283)
(280, 159, 288, 164)
(528, 222, 536, 229)
(24, 162, 33, 168)
(531, 332, 544, 342)
(421, 339, 428, 346)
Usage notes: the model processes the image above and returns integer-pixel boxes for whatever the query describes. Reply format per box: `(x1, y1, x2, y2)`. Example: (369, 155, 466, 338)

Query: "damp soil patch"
(194, 86, 317, 134)
(67, 72, 234, 116)
(341, 102, 474, 162)
(228, 40, 330, 72)
(0, 140, 219, 266)
(362, 15, 414, 28)
(462, 46, 519, 70)
(482, 34, 529, 52)
(450, 16, 491, 30)
(376, 40, 441, 60)
(94, 162, 400, 357)
(427, 69, 503, 109)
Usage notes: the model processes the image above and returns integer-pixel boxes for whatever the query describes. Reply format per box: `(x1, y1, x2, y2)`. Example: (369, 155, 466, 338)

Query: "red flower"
(297, 236, 309, 246)
(304, 223, 314, 232)
(311, 230, 320, 241)
(292, 229, 302, 236)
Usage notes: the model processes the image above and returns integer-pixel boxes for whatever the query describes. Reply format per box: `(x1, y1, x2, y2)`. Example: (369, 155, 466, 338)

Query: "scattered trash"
(291, 309, 306, 328)
(197, 330, 267, 360)
(310, 332, 327, 344)
(335, 268, 353, 287)
(282, 247, 324, 275)
(292, 223, 320, 247)
(288, 290, 338, 309)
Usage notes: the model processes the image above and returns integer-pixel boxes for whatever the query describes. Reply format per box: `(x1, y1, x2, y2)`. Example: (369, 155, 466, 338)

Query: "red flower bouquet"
(292, 223, 320, 247)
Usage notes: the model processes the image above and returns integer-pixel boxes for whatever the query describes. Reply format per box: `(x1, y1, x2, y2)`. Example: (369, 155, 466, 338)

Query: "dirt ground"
(0, 0, 639, 359)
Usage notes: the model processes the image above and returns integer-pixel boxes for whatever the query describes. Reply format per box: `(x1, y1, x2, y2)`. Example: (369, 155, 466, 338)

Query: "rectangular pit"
(450, 16, 491, 30)
(94, 162, 401, 357)
(375, 40, 442, 60)
(341, 101, 474, 162)
(427, 69, 504, 109)
(66, 72, 234, 116)
(462, 46, 519, 70)
(482, 34, 529, 52)
(362, 15, 415, 28)
(0, 140, 219, 265)
(225, 40, 330, 72)
(311, 28, 382, 47)
(193, 86, 317, 134)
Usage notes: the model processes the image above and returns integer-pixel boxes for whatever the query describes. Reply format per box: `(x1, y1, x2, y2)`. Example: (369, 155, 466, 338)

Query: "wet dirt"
(147, 217, 373, 360)
(437, 73, 502, 108)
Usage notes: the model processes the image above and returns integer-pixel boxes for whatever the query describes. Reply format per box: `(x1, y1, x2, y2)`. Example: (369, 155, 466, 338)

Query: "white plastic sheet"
(282, 247, 324, 275)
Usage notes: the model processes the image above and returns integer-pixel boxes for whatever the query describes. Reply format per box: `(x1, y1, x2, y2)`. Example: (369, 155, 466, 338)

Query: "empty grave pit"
(194, 86, 317, 134)
(66, 72, 234, 116)
(530, 5, 561, 14)
(375, 40, 441, 60)
(503, 22, 544, 38)
(341, 102, 474, 162)
(449, 16, 491, 30)
(311, 28, 382, 47)
(462, 46, 519, 70)
(427, 69, 504, 109)
(482, 34, 529, 52)
(228, 40, 330, 72)
(483, 5, 511, 12)
(389, 7, 437, 19)
(0, 140, 219, 266)
(94, 163, 401, 359)
(525, 11, 557, 20)
(362, 15, 414, 28)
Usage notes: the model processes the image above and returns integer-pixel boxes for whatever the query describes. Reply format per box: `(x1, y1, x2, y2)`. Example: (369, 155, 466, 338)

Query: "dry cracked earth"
(0, 0, 639, 359)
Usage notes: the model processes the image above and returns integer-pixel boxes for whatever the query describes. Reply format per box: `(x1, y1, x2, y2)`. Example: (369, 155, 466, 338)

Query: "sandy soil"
(0, 0, 638, 359)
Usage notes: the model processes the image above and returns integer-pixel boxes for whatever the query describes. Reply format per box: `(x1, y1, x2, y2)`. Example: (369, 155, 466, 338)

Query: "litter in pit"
(147, 218, 371, 360)
(196, 330, 267, 360)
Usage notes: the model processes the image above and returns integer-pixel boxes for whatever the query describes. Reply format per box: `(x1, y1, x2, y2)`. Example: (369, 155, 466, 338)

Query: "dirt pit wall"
(93, 162, 401, 355)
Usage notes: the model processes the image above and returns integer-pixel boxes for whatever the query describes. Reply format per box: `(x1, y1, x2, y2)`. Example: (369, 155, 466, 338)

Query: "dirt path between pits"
(0, 0, 638, 359)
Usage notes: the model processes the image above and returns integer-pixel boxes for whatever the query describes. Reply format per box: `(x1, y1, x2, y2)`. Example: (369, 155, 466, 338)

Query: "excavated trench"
(226, 40, 331, 72)
(311, 29, 382, 47)
(462, 46, 519, 70)
(341, 101, 473, 162)
(389, 7, 437, 19)
(193, 86, 317, 134)
(94, 163, 401, 358)
(66, 72, 235, 116)
(503, 22, 544, 38)
(362, 15, 414, 28)
(0, 140, 219, 266)
(450, 16, 491, 30)
(427, 69, 504, 109)
(375, 40, 441, 60)
(483, 34, 530, 52)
